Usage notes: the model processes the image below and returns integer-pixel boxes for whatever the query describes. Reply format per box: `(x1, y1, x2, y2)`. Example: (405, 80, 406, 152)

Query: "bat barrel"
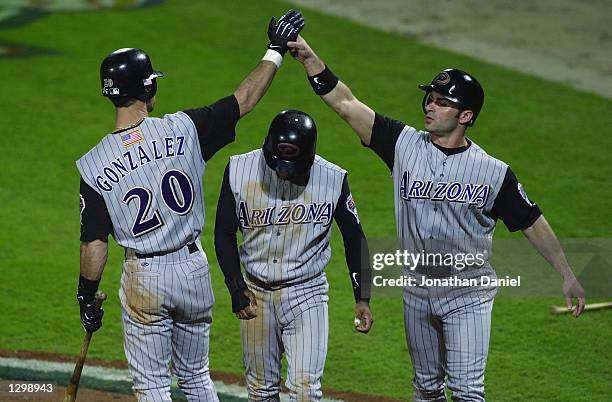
(550, 301, 612, 315)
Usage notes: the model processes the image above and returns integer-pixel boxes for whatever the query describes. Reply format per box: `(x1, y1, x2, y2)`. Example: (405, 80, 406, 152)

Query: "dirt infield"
(289, 0, 612, 98)
(0, 350, 402, 402)
(0, 379, 133, 401)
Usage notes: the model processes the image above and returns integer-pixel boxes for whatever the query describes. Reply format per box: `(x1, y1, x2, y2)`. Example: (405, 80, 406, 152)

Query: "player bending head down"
(214, 109, 373, 401)
(262, 109, 317, 183)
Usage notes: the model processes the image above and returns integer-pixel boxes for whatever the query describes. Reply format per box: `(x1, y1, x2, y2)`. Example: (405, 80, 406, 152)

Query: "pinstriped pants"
(120, 245, 218, 402)
(241, 274, 329, 402)
(403, 268, 497, 402)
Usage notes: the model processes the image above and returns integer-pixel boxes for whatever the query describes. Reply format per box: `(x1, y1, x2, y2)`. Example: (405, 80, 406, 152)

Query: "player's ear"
(458, 110, 473, 125)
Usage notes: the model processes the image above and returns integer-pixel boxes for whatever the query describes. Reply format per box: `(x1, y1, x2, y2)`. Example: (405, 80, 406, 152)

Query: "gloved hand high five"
(267, 9, 305, 56)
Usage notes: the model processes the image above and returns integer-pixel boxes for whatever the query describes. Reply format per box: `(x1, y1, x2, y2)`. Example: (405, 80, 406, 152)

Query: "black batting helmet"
(419, 69, 484, 126)
(263, 110, 317, 178)
(100, 48, 164, 101)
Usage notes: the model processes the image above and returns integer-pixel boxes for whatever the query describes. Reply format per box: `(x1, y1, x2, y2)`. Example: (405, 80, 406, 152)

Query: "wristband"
(262, 49, 283, 68)
(354, 287, 372, 303)
(308, 65, 339, 95)
(77, 275, 100, 304)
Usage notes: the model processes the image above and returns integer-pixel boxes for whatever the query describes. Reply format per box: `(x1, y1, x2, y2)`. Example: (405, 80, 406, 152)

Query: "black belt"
(245, 271, 322, 291)
(135, 242, 198, 259)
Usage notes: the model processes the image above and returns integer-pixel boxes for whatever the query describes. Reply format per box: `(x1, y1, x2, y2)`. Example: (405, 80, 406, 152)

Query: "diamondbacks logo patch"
(79, 194, 85, 224)
(433, 71, 451, 85)
(346, 193, 360, 224)
(517, 183, 535, 206)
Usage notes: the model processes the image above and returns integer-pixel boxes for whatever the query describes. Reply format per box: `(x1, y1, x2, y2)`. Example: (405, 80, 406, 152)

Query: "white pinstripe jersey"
(76, 112, 206, 254)
(228, 149, 346, 284)
(392, 126, 507, 259)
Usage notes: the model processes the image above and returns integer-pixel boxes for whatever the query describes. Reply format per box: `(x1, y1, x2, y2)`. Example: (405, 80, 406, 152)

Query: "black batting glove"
(77, 275, 103, 333)
(226, 276, 251, 313)
(267, 9, 305, 56)
(278, 9, 304, 26)
(231, 291, 252, 314)
(78, 298, 104, 333)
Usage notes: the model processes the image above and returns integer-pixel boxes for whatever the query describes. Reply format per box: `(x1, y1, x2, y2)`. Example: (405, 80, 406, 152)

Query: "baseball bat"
(550, 301, 612, 315)
(63, 291, 107, 402)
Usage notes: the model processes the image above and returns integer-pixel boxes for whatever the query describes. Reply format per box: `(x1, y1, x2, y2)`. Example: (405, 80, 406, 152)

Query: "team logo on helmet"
(433, 72, 451, 85)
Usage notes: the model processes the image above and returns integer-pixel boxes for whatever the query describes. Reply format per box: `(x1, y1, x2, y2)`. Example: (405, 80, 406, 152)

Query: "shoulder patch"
(346, 193, 360, 224)
(79, 194, 85, 224)
(517, 183, 535, 207)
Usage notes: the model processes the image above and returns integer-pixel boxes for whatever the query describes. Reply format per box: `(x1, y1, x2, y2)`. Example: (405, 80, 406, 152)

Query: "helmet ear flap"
(421, 91, 431, 114)
(262, 134, 277, 170)
(144, 78, 157, 99)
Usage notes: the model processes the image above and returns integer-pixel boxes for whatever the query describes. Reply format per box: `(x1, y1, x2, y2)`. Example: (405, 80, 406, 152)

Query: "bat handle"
(94, 291, 107, 308)
(63, 291, 107, 401)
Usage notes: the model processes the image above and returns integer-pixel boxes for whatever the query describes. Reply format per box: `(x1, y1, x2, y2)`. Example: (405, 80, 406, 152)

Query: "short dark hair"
(110, 97, 138, 108)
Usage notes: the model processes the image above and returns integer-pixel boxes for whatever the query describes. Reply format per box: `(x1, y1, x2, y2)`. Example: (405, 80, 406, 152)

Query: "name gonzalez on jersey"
(400, 171, 490, 208)
(238, 201, 333, 228)
(93, 134, 186, 192)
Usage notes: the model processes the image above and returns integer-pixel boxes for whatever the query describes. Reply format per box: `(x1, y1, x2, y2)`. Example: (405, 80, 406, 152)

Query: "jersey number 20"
(122, 170, 194, 237)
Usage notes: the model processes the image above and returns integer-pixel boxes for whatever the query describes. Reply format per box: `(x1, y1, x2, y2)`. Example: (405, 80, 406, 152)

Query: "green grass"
(0, 0, 611, 400)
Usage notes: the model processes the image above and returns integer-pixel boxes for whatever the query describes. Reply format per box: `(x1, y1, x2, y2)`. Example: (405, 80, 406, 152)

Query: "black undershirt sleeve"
(333, 174, 372, 302)
(184, 95, 240, 162)
(79, 177, 113, 242)
(363, 113, 405, 171)
(491, 167, 542, 232)
(214, 164, 243, 284)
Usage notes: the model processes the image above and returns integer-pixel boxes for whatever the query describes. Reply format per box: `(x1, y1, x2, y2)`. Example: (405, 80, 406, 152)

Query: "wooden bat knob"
(94, 291, 107, 306)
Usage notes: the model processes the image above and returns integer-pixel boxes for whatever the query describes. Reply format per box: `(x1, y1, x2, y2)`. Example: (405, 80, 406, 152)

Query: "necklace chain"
(114, 118, 144, 133)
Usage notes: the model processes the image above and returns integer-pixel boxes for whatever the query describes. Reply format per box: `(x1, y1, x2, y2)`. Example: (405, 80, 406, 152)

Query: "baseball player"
(75, 11, 304, 401)
(214, 110, 373, 401)
(287, 37, 586, 401)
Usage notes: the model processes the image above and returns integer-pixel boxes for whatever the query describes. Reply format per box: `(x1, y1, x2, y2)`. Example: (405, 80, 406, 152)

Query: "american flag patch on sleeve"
(121, 129, 144, 147)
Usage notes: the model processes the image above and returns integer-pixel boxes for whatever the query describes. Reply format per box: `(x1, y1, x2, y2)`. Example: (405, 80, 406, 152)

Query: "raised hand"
(288, 35, 325, 75)
(267, 10, 305, 56)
